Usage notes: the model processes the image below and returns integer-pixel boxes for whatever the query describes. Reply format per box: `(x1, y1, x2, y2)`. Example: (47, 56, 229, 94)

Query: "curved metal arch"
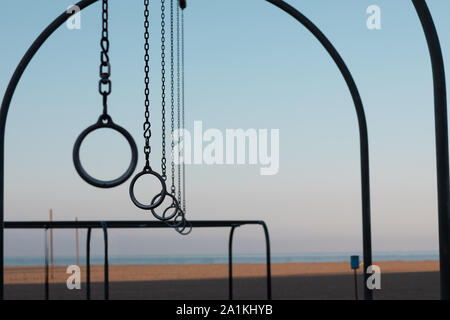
(267, 0, 372, 300)
(0, 0, 374, 299)
(412, 0, 449, 300)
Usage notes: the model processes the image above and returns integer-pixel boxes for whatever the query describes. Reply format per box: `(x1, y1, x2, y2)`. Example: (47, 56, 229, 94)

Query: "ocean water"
(4, 251, 439, 267)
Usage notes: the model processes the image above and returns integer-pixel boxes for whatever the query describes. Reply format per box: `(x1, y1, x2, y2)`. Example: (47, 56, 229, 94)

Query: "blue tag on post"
(350, 255, 360, 269)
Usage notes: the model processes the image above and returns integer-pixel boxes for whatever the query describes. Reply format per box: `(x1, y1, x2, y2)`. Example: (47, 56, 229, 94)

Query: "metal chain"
(98, 0, 111, 116)
(161, 0, 167, 180)
(176, 1, 182, 205)
(181, 9, 186, 213)
(143, 0, 151, 169)
(170, 0, 176, 195)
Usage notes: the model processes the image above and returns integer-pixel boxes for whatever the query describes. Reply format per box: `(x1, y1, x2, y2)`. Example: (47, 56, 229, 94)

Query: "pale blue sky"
(1, 0, 450, 257)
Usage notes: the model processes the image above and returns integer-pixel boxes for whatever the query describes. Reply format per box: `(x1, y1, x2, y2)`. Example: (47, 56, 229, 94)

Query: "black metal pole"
(228, 226, 236, 300)
(44, 228, 49, 300)
(412, 0, 449, 300)
(86, 227, 92, 300)
(260, 222, 272, 300)
(353, 269, 358, 300)
(101, 221, 109, 300)
(266, 0, 372, 300)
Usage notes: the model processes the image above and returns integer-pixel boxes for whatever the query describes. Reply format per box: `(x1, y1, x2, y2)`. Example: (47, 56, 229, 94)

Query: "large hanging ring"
(129, 167, 167, 210)
(73, 114, 138, 188)
(150, 192, 179, 221)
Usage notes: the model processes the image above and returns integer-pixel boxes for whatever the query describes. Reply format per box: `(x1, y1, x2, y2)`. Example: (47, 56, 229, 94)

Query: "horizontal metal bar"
(4, 220, 264, 229)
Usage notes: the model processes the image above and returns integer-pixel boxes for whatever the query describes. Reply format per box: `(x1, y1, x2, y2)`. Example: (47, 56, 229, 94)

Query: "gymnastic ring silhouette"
(164, 209, 185, 228)
(176, 216, 192, 235)
(129, 167, 167, 210)
(73, 114, 138, 188)
(169, 210, 191, 234)
(150, 192, 179, 221)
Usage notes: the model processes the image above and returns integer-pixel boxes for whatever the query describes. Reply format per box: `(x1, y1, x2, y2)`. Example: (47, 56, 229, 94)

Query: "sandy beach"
(3, 261, 440, 299)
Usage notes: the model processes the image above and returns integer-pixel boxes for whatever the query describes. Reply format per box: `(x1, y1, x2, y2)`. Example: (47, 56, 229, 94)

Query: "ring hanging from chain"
(73, 0, 138, 189)
(129, 0, 170, 213)
(147, 0, 184, 225)
(129, 165, 167, 210)
(150, 191, 179, 221)
(174, 2, 191, 235)
(163, 210, 185, 228)
(175, 212, 192, 235)
(73, 115, 138, 188)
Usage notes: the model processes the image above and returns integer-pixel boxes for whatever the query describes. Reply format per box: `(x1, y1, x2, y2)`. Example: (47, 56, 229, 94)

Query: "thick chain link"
(98, 0, 111, 116)
(143, 0, 151, 168)
(161, 0, 167, 179)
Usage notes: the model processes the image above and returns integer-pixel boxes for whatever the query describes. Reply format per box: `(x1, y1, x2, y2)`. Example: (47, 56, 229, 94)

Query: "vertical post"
(350, 255, 360, 300)
(86, 227, 91, 300)
(228, 226, 236, 300)
(44, 228, 49, 300)
(49, 209, 54, 279)
(101, 222, 109, 300)
(75, 217, 79, 266)
(260, 222, 272, 300)
(412, 0, 449, 300)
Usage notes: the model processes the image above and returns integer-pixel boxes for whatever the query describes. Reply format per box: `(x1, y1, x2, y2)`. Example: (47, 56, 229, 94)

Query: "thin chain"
(99, 0, 111, 116)
(176, 1, 181, 205)
(143, 0, 151, 169)
(181, 9, 186, 213)
(161, 0, 167, 179)
(170, 0, 176, 195)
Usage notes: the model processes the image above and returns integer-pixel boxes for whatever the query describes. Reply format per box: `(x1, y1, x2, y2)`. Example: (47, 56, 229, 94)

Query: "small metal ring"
(176, 218, 192, 235)
(129, 168, 167, 210)
(172, 211, 187, 232)
(73, 115, 138, 188)
(164, 210, 185, 228)
(150, 192, 179, 221)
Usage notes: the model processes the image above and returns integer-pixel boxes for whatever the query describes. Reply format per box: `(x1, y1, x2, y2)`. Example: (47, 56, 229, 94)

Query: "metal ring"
(164, 210, 185, 228)
(171, 210, 191, 235)
(129, 167, 167, 210)
(179, 224, 192, 235)
(73, 115, 138, 188)
(150, 192, 179, 221)
(176, 218, 192, 235)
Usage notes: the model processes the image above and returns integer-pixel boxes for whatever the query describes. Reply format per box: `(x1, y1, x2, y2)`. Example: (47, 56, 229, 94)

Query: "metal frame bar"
(412, 0, 449, 300)
(86, 227, 92, 300)
(228, 222, 271, 300)
(266, 0, 372, 299)
(228, 226, 236, 300)
(100, 221, 109, 300)
(5, 220, 271, 300)
(44, 228, 49, 300)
